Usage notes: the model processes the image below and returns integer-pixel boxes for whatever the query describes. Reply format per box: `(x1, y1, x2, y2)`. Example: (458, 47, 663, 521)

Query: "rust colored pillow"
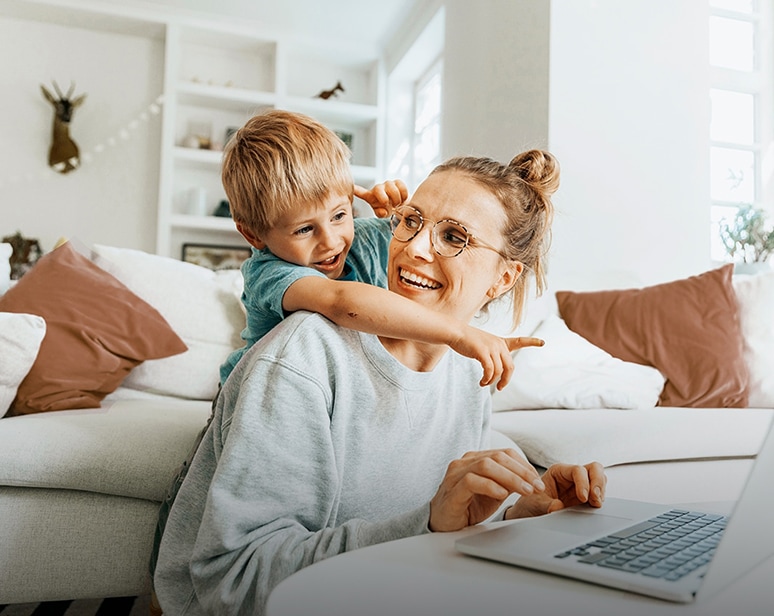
(0, 242, 187, 415)
(556, 264, 748, 408)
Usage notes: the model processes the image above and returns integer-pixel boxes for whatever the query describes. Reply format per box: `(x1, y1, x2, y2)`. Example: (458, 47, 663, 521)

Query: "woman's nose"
(405, 225, 435, 260)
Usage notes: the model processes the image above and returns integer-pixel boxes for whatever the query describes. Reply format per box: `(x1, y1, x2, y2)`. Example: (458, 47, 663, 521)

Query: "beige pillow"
(0, 242, 187, 415)
(0, 313, 46, 417)
(556, 264, 748, 408)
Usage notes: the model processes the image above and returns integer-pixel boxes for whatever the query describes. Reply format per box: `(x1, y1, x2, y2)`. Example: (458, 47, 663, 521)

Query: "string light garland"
(0, 94, 164, 188)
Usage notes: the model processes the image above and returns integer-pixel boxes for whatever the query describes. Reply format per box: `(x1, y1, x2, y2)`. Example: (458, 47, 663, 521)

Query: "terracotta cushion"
(556, 264, 749, 407)
(0, 242, 187, 415)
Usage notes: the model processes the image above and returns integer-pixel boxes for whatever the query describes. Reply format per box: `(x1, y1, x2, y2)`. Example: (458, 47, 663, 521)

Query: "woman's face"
(387, 170, 521, 324)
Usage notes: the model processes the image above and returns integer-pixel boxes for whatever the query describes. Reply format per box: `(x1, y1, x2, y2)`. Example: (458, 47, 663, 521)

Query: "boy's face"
(254, 191, 355, 280)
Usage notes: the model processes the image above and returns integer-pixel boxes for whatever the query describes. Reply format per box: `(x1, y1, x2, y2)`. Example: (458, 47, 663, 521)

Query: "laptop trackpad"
(536, 509, 634, 537)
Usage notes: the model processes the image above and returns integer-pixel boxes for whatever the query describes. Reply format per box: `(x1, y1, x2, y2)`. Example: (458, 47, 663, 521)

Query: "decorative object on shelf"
(334, 130, 353, 150)
(182, 243, 251, 270)
(40, 81, 86, 174)
(214, 200, 232, 218)
(719, 204, 774, 274)
(315, 80, 345, 100)
(191, 77, 235, 88)
(186, 187, 208, 216)
(183, 119, 213, 149)
(2, 232, 43, 279)
(224, 126, 239, 146)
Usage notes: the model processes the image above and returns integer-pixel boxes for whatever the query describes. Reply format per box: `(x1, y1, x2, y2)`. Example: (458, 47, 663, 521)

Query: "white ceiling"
(119, 0, 421, 49)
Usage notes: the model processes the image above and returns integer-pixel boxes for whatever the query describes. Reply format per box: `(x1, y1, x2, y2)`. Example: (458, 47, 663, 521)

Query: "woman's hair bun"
(509, 149, 560, 200)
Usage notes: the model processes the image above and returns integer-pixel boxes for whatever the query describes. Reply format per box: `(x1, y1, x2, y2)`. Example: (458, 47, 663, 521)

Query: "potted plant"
(719, 204, 774, 274)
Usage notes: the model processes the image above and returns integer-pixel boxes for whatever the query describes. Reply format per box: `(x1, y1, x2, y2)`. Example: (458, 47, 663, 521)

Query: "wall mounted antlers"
(40, 81, 86, 174)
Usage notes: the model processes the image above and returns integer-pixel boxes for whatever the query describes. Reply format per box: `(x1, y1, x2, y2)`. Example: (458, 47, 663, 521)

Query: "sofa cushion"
(91, 245, 245, 400)
(492, 314, 665, 411)
(732, 271, 774, 408)
(556, 264, 749, 408)
(0, 242, 188, 415)
(0, 313, 46, 417)
(0, 398, 211, 501)
(491, 407, 773, 468)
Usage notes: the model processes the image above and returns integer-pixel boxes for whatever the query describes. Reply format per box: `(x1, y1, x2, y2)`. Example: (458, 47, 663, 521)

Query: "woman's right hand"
(451, 325, 544, 390)
(428, 448, 545, 532)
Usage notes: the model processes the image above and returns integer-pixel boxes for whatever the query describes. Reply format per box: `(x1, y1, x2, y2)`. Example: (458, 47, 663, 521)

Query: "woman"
(154, 150, 606, 615)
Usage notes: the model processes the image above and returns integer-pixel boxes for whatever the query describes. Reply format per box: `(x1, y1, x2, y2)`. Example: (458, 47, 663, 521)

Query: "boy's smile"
(256, 191, 355, 280)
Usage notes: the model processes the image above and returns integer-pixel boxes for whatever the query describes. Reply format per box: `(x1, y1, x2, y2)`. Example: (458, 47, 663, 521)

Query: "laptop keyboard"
(554, 509, 727, 581)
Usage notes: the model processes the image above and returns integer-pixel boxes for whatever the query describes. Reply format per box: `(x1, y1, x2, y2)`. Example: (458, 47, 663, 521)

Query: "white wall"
(548, 0, 711, 287)
(0, 15, 163, 254)
(441, 0, 551, 160)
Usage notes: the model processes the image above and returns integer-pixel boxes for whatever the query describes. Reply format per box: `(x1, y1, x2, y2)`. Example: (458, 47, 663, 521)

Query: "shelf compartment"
(170, 214, 238, 232)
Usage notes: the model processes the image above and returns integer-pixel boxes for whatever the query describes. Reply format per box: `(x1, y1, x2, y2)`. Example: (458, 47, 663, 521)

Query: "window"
(410, 59, 442, 188)
(709, 0, 774, 261)
(385, 7, 445, 192)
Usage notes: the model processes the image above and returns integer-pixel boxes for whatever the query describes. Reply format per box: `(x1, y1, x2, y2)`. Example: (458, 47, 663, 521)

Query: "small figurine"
(2, 232, 43, 279)
(316, 81, 345, 100)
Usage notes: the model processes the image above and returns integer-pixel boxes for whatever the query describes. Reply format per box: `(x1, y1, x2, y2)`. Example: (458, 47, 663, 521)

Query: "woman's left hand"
(505, 462, 607, 520)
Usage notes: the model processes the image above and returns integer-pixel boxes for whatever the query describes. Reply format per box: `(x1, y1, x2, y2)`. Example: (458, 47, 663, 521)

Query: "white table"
(267, 508, 774, 616)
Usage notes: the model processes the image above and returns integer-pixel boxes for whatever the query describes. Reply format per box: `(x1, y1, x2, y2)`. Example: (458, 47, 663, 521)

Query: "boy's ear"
(236, 222, 265, 250)
(486, 261, 523, 300)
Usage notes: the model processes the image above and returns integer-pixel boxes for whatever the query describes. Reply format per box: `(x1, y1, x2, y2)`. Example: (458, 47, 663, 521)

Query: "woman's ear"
(236, 222, 266, 250)
(487, 261, 523, 300)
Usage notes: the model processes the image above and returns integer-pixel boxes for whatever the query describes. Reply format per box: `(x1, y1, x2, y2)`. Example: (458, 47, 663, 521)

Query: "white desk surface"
(267, 510, 774, 616)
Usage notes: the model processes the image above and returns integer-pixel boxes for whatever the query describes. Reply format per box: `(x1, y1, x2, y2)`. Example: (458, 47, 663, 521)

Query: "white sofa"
(0, 243, 771, 605)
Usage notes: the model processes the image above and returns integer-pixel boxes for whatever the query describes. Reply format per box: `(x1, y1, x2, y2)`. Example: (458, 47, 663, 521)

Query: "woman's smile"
(398, 267, 442, 290)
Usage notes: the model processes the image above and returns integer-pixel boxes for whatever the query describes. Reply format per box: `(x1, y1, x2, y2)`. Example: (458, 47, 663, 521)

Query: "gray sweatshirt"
(154, 311, 491, 615)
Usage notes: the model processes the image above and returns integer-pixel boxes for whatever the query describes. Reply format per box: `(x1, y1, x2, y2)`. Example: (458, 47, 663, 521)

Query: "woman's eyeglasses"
(389, 205, 508, 259)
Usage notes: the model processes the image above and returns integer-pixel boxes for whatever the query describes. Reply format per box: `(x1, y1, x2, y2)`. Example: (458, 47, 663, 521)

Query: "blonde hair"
(221, 109, 353, 234)
(431, 149, 559, 328)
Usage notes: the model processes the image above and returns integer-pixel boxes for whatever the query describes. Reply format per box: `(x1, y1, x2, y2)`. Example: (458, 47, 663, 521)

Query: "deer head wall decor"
(40, 81, 86, 174)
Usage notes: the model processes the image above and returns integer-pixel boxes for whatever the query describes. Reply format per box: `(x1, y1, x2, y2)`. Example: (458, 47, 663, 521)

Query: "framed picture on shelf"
(182, 243, 251, 271)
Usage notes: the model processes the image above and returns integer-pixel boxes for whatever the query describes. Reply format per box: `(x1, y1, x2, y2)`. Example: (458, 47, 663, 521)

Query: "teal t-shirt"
(219, 216, 391, 384)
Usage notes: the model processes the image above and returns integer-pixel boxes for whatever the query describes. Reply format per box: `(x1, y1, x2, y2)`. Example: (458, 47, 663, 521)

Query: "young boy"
(220, 109, 539, 390)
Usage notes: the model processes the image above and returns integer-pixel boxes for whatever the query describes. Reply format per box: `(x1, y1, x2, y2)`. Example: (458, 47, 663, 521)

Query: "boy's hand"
(452, 326, 544, 390)
(354, 180, 408, 218)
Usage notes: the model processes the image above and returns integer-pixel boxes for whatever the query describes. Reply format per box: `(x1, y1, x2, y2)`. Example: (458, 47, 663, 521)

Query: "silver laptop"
(455, 416, 774, 603)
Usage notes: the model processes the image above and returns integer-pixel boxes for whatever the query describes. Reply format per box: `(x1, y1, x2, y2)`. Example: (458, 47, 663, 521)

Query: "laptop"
(455, 415, 774, 603)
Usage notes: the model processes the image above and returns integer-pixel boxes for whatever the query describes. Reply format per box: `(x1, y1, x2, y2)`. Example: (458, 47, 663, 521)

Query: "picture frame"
(182, 243, 251, 271)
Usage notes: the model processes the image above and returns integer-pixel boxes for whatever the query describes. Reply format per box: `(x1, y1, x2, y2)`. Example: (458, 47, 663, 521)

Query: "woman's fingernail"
(533, 479, 545, 491)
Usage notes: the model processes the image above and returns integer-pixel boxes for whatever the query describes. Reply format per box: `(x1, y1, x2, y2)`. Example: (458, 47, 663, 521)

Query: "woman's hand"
(452, 325, 544, 390)
(354, 180, 408, 218)
(429, 448, 545, 532)
(505, 462, 607, 520)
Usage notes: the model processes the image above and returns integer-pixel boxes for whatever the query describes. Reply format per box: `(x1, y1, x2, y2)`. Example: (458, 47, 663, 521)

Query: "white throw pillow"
(0, 312, 46, 417)
(491, 314, 665, 411)
(732, 271, 774, 408)
(0, 243, 11, 295)
(91, 245, 245, 400)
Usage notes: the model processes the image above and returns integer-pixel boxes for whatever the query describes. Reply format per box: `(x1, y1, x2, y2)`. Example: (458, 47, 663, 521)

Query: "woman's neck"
(377, 336, 449, 373)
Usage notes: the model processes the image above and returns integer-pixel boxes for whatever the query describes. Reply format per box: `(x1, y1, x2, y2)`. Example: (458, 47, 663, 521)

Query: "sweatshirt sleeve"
(188, 354, 431, 615)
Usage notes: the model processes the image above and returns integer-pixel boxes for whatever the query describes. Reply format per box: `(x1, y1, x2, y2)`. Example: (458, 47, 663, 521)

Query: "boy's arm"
(283, 277, 542, 390)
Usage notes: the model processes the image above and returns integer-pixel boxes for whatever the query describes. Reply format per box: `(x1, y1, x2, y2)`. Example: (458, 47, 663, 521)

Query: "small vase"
(733, 262, 772, 275)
